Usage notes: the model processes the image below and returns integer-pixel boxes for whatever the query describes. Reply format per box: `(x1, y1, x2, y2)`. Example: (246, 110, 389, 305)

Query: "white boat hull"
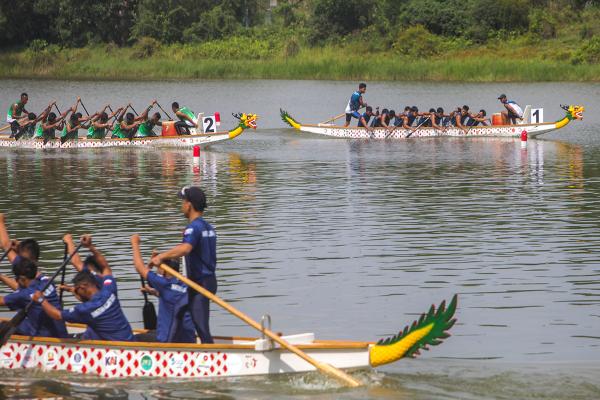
(0, 132, 234, 149)
(0, 336, 370, 378)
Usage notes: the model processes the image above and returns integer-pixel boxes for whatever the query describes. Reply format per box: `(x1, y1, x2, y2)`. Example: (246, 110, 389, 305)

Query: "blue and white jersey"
(147, 271, 196, 343)
(61, 275, 134, 341)
(506, 100, 523, 118)
(182, 217, 217, 281)
(4, 275, 69, 338)
(345, 91, 362, 113)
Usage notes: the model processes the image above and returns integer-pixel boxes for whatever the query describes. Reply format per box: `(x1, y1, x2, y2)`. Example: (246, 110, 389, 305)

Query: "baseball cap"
(498, 94, 507, 99)
(178, 186, 207, 211)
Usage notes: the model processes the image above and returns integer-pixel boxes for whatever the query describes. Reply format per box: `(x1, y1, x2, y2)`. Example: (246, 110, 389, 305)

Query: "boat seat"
(252, 332, 315, 351)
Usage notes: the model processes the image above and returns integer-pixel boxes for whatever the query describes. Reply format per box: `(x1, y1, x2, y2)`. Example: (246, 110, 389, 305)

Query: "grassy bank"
(1, 36, 599, 82)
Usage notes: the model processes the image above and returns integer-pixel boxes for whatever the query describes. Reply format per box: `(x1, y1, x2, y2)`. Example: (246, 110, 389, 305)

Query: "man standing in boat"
(150, 186, 217, 344)
(6, 93, 30, 137)
(343, 83, 368, 127)
(498, 94, 523, 125)
(171, 102, 197, 135)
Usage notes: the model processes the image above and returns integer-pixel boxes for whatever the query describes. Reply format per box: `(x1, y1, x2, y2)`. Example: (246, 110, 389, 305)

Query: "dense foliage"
(0, 0, 599, 72)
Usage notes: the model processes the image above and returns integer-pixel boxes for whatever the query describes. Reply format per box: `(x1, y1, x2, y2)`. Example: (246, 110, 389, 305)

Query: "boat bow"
(228, 112, 258, 139)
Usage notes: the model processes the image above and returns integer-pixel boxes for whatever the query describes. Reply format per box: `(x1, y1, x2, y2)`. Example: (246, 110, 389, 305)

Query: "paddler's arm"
(63, 234, 85, 272)
(0, 214, 18, 263)
(32, 291, 63, 320)
(81, 235, 112, 276)
(150, 243, 192, 267)
(130, 234, 150, 280)
(402, 116, 416, 132)
(0, 274, 18, 291)
(175, 110, 197, 127)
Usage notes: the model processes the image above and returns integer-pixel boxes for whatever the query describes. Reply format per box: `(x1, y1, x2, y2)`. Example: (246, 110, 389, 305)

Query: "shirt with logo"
(147, 271, 196, 343)
(61, 275, 134, 341)
(3, 276, 69, 338)
(182, 217, 217, 281)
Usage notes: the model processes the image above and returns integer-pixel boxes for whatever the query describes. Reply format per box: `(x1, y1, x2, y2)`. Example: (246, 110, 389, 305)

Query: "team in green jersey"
(5, 95, 200, 141)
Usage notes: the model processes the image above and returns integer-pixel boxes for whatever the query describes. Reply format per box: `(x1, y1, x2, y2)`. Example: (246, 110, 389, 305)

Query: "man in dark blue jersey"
(33, 235, 134, 342)
(0, 258, 69, 338)
(131, 234, 196, 343)
(150, 186, 217, 344)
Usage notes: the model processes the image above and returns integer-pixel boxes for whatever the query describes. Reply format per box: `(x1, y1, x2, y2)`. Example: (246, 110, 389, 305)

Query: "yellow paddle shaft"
(159, 263, 361, 387)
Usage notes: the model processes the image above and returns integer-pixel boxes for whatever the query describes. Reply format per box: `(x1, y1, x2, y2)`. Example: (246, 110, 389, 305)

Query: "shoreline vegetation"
(1, 0, 599, 82)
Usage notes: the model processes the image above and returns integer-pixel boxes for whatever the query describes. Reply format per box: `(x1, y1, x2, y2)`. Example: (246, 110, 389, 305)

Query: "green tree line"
(1, 0, 599, 47)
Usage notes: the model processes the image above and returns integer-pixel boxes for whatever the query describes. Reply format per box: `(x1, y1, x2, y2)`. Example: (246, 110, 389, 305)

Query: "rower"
(131, 234, 196, 343)
(401, 107, 418, 133)
(88, 105, 123, 139)
(470, 109, 490, 126)
(33, 235, 134, 342)
(0, 257, 69, 338)
(150, 186, 217, 344)
(111, 106, 130, 139)
(0, 213, 41, 266)
(36, 101, 75, 141)
(371, 108, 388, 128)
(343, 83, 367, 127)
(454, 105, 471, 134)
(6, 93, 29, 138)
(136, 101, 162, 138)
(431, 108, 447, 132)
(498, 94, 523, 125)
(357, 106, 375, 131)
(171, 102, 196, 135)
(119, 112, 143, 139)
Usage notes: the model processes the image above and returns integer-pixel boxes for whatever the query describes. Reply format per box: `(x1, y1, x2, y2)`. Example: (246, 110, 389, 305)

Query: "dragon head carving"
(561, 105, 585, 120)
(233, 113, 258, 130)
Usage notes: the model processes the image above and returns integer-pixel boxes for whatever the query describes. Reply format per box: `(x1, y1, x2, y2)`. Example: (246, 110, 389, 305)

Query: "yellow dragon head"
(562, 105, 585, 120)
(233, 113, 258, 130)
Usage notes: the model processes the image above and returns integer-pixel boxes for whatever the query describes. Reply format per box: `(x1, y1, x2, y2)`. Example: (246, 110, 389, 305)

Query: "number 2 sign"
(202, 116, 216, 133)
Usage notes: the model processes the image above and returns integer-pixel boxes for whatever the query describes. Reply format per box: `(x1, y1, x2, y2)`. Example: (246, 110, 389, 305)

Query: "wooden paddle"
(0, 248, 10, 263)
(140, 275, 157, 330)
(0, 243, 83, 348)
(406, 116, 431, 139)
(0, 124, 11, 132)
(58, 242, 68, 306)
(320, 106, 365, 125)
(156, 102, 173, 120)
(159, 263, 361, 387)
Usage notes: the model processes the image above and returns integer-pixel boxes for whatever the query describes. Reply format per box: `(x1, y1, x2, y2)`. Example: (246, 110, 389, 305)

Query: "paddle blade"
(143, 301, 157, 330)
(0, 309, 27, 347)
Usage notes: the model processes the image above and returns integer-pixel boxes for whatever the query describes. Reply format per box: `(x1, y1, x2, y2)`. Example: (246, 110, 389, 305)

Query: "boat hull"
(0, 132, 234, 149)
(297, 122, 559, 139)
(0, 336, 370, 378)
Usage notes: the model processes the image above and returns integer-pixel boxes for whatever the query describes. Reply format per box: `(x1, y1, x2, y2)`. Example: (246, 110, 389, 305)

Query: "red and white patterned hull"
(0, 335, 371, 379)
(0, 132, 235, 149)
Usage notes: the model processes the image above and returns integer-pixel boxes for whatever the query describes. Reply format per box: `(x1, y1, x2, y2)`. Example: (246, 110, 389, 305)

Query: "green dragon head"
(561, 104, 585, 120)
(233, 113, 258, 130)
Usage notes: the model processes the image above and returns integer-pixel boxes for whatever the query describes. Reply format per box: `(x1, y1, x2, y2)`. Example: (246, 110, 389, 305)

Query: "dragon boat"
(0, 113, 257, 149)
(0, 295, 456, 380)
(280, 105, 584, 140)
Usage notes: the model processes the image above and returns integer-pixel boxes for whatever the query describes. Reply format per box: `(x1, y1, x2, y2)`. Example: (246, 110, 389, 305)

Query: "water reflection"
(1, 132, 600, 399)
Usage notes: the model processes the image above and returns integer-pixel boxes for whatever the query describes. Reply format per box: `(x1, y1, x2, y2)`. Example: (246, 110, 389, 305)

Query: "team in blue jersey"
(0, 191, 218, 344)
(342, 85, 524, 132)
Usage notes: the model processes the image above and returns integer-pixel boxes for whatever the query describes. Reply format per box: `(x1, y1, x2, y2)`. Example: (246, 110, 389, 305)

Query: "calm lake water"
(0, 80, 599, 399)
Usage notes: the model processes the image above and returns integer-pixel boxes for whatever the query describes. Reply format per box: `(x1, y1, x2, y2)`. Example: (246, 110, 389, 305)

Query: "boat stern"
(369, 295, 457, 367)
(280, 109, 301, 130)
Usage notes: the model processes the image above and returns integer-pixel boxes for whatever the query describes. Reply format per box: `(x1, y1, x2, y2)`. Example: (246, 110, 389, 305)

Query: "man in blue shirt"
(131, 234, 196, 343)
(0, 258, 69, 338)
(150, 186, 217, 343)
(33, 235, 134, 342)
(344, 83, 368, 127)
